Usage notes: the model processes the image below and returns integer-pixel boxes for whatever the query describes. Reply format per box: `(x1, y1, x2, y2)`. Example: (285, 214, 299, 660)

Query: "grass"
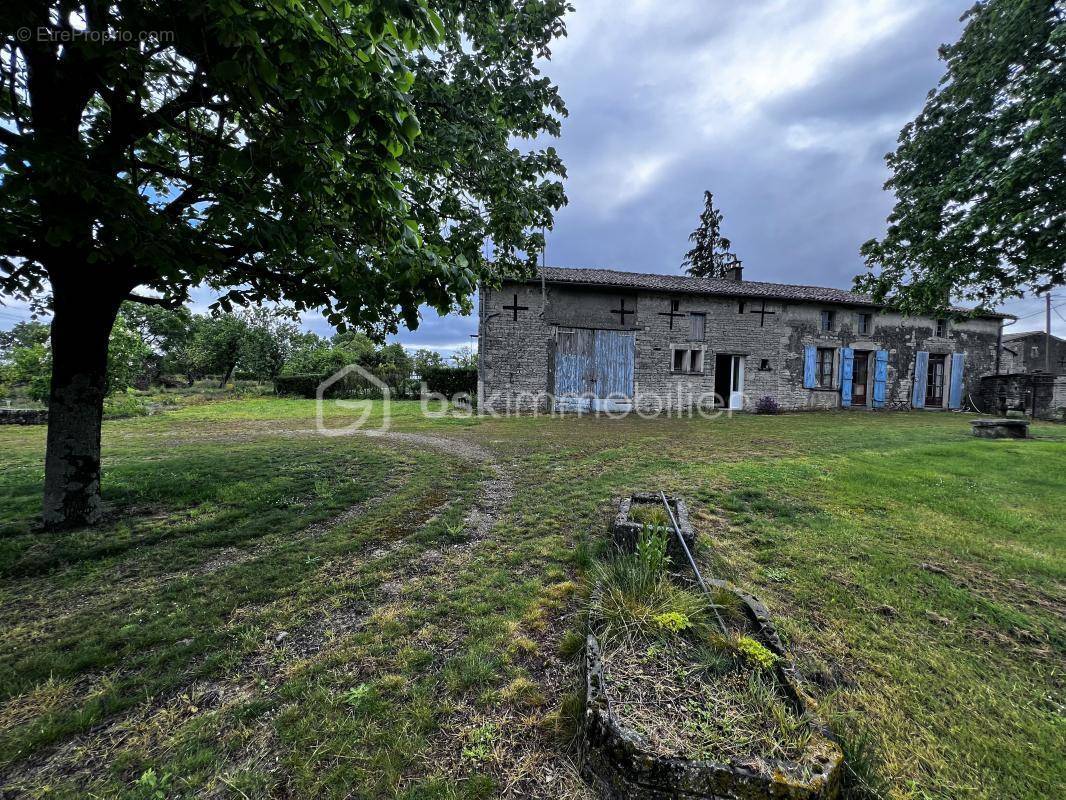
(0, 398, 1062, 799)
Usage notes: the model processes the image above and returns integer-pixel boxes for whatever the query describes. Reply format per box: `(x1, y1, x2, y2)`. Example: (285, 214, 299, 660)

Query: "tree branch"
(126, 292, 184, 309)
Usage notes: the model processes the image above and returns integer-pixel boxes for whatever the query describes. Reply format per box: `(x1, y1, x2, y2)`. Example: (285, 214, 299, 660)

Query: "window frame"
(816, 347, 835, 388)
(820, 310, 835, 332)
(856, 312, 870, 335)
(670, 345, 705, 375)
(935, 318, 948, 337)
(688, 312, 706, 342)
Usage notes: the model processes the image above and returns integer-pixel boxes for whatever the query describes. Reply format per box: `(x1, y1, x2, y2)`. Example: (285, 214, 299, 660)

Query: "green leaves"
(858, 0, 1065, 314)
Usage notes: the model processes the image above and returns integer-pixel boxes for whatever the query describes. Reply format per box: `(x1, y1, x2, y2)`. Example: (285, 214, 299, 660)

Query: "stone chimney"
(724, 261, 743, 282)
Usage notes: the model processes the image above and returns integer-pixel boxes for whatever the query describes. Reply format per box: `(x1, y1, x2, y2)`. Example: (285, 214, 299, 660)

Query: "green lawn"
(0, 399, 1063, 799)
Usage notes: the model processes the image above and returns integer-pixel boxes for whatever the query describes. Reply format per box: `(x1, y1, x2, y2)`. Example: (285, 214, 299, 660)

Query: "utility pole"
(1047, 293, 1052, 374)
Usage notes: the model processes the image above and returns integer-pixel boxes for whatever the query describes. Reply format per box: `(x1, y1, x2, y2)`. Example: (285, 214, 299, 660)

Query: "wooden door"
(593, 329, 635, 404)
(852, 352, 869, 406)
(554, 328, 595, 411)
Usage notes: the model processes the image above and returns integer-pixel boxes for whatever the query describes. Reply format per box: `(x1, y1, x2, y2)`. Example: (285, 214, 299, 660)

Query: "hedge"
(420, 366, 477, 398)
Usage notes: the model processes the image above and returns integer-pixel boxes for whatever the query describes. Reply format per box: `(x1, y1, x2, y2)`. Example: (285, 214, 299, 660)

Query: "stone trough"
(970, 418, 1029, 439)
(582, 495, 844, 799)
(611, 493, 695, 562)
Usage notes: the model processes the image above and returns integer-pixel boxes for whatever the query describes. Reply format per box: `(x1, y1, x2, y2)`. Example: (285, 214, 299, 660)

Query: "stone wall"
(980, 373, 1066, 420)
(0, 408, 48, 425)
(478, 280, 1003, 414)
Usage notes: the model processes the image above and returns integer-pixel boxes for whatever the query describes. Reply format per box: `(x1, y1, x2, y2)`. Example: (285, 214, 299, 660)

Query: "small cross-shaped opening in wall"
(658, 299, 685, 329)
(749, 299, 776, 327)
(502, 293, 528, 321)
(610, 297, 634, 326)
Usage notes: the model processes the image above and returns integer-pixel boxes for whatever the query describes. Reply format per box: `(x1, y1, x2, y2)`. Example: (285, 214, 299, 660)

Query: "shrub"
(754, 395, 780, 414)
(103, 391, 150, 419)
(273, 374, 325, 398)
(420, 366, 477, 399)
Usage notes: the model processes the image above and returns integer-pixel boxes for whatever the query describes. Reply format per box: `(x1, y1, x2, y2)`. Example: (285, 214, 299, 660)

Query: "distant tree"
(121, 304, 194, 354)
(120, 304, 195, 383)
(188, 315, 248, 387)
(858, 0, 1065, 313)
(411, 348, 446, 378)
(682, 191, 741, 279)
(0, 320, 50, 351)
(449, 345, 478, 370)
(1, 0, 568, 527)
(239, 307, 299, 380)
(3, 318, 150, 401)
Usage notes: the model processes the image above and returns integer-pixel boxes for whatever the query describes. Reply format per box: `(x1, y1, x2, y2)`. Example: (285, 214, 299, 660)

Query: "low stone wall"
(980, 373, 1066, 420)
(0, 408, 48, 425)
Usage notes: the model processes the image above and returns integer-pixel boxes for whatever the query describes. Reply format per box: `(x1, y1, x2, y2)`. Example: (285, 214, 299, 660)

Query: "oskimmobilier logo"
(315, 364, 391, 436)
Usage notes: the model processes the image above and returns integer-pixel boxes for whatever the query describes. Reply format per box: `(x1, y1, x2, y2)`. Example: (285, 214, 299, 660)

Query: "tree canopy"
(0, 0, 569, 327)
(858, 0, 1065, 314)
(682, 191, 741, 279)
(0, 0, 570, 526)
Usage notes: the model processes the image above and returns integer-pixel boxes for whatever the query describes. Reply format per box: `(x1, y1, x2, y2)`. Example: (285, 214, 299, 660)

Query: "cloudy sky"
(0, 1, 1061, 343)
(388, 0, 1064, 354)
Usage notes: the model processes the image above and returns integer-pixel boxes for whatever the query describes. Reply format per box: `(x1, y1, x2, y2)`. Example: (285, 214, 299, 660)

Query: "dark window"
(856, 313, 870, 334)
(738, 300, 746, 314)
(817, 348, 835, 387)
(689, 312, 705, 341)
(671, 348, 704, 374)
(935, 318, 947, 337)
(759, 358, 771, 371)
(821, 310, 835, 331)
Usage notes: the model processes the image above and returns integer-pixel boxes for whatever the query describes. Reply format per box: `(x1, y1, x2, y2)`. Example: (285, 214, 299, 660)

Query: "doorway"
(852, 351, 870, 406)
(714, 353, 745, 410)
(926, 355, 946, 407)
(554, 328, 635, 412)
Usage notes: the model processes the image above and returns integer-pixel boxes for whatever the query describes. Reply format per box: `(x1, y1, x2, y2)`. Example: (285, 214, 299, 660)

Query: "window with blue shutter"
(948, 353, 965, 409)
(911, 351, 929, 408)
(840, 348, 854, 407)
(803, 345, 817, 388)
(872, 350, 888, 407)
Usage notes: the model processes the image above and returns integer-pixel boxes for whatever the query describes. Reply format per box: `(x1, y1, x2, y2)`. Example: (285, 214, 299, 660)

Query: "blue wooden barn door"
(872, 350, 889, 407)
(593, 329, 635, 410)
(554, 328, 595, 411)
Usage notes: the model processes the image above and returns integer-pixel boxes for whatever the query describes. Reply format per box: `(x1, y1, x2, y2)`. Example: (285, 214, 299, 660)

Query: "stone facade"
(999, 330, 1066, 374)
(478, 268, 1005, 414)
(980, 373, 1066, 420)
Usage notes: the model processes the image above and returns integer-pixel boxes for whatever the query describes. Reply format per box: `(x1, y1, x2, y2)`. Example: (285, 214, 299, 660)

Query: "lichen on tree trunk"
(41, 282, 123, 529)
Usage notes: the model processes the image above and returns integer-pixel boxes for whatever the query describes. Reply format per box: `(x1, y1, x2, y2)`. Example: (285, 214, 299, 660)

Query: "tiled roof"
(520, 266, 1009, 318)
(1003, 329, 1063, 342)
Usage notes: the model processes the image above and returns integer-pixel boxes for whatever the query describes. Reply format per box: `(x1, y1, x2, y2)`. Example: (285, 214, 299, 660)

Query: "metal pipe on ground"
(659, 490, 728, 637)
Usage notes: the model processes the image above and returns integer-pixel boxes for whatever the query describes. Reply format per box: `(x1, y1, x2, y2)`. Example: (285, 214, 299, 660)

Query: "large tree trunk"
(42, 280, 124, 529)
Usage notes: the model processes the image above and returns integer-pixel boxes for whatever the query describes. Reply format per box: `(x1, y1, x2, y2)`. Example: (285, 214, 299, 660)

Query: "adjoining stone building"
(477, 266, 1009, 413)
(999, 330, 1066, 374)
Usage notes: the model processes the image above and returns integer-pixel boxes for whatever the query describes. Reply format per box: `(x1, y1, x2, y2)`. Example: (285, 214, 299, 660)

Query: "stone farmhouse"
(477, 266, 1009, 413)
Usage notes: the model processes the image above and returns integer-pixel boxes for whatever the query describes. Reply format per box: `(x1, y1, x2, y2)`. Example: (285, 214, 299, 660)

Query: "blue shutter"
(911, 351, 929, 408)
(948, 353, 965, 409)
(803, 345, 817, 388)
(872, 350, 889, 408)
(840, 347, 854, 407)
